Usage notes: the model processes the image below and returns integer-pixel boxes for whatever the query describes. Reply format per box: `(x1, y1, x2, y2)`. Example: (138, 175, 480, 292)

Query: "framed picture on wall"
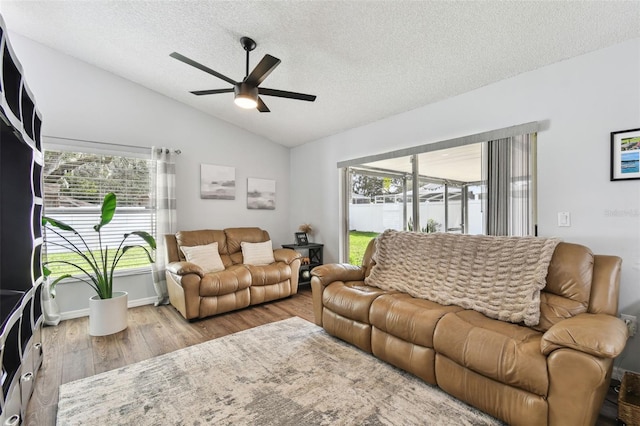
(247, 178, 276, 210)
(201, 164, 236, 199)
(611, 128, 640, 181)
(295, 232, 308, 245)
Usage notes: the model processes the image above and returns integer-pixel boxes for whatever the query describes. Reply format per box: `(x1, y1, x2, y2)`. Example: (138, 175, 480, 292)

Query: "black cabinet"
(0, 14, 44, 424)
(282, 243, 323, 286)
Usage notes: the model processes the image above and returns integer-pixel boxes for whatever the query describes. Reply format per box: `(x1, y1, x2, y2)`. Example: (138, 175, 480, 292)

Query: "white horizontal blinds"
(43, 149, 154, 275)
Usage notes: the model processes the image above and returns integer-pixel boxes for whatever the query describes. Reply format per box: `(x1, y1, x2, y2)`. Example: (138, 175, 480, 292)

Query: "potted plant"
(42, 192, 156, 336)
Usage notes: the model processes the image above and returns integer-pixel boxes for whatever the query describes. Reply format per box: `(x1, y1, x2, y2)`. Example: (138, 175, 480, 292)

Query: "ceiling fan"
(170, 36, 316, 112)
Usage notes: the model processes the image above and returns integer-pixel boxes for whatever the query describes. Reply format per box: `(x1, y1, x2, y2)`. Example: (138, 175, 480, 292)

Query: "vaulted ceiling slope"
(0, 1, 638, 147)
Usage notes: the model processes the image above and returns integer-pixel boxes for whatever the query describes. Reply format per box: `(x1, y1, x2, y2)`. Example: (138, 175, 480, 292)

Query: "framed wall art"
(611, 128, 640, 181)
(247, 178, 276, 210)
(201, 164, 236, 199)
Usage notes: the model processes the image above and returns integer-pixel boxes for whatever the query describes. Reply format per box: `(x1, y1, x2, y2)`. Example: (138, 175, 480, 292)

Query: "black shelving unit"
(282, 243, 324, 286)
(0, 13, 44, 424)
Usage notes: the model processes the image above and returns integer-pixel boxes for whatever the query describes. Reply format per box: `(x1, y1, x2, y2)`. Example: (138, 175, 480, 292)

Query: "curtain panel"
(151, 147, 177, 306)
(484, 134, 535, 236)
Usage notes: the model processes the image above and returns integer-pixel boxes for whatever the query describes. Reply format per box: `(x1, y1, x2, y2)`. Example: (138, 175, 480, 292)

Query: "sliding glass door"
(340, 124, 538, 264)
(346, 165, 411, 264)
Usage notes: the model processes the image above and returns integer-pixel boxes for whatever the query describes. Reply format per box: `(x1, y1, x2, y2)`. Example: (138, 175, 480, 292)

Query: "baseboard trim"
(59, 296, 158, 321)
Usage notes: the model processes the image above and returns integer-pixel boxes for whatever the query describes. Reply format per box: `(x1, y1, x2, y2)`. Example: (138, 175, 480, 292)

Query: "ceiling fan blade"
(170, 52, 237, 86)
(190, 88, 235, 96)
(259, 87, 316, 102)
(245, 54, 281, 87)
(257, 97, 270, 113)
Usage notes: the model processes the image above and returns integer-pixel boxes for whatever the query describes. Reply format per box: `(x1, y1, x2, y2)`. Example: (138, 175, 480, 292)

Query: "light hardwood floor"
(24, 288, 314, 425)
(24, 287, 618, 425)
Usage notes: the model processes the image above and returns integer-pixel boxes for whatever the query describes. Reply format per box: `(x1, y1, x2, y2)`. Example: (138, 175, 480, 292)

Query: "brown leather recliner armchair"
(165, 227, 301, 320)
(311, 238, 628, 426)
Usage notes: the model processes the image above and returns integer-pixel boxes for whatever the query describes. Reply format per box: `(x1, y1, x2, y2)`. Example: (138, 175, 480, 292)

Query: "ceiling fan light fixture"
(234, 94, 257, 109)
(234, 83, 258, 109)
(171, 36, 316, 113)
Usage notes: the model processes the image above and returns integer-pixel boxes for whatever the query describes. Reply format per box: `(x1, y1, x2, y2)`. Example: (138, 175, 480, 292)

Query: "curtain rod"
(156, 148, 182, 154)
(43, 135, 181, 154)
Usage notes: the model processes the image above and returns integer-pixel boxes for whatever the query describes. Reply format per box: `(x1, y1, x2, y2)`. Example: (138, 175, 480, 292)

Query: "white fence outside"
(349, 200, 484, 234)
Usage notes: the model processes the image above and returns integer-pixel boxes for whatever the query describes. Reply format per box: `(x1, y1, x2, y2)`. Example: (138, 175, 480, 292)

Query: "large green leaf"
(43, 216, 78, 233)
(94, 192, 117, 232)
(122, 244, 155, 263)
(125, 231, 157, 250)
(49, 274, 73, 291)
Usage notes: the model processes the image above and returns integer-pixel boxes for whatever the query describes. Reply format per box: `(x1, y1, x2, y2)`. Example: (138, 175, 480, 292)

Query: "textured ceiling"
(0, 1, 638, 147)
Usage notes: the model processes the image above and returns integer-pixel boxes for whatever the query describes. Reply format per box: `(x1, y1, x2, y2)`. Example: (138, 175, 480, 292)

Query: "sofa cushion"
(370, 293, 463, 348)
(199, 289, 250, 318)
(371, 327, 438, 385)
(175, 230, 231, 267)
(434, 310, 548, 397)
(250, 281, 292, 305)
(199, 265, 251, 297)
(535, 242, 593, 332)
(241, 240, 276, 265)
(225, 227, 269, 256)
(323, 282, 389, 324)
(435, 355, 549, 426)
(245, 262, 291, 286)
(179, 242, 225, 273)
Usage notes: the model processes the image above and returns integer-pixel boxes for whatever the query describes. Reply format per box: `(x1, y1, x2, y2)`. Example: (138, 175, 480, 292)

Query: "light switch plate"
(557, 212, 571, 227)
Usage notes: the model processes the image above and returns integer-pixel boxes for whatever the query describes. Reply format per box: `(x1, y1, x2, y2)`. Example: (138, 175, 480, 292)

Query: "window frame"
(42, 139, 155, 280)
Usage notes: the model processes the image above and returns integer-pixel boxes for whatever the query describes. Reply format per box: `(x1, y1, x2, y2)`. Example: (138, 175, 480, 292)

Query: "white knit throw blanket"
(365, 230, 561, 326)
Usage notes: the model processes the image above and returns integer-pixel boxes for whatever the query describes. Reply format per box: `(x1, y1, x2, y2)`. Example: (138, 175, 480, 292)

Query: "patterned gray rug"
(57, 317, 502, 425)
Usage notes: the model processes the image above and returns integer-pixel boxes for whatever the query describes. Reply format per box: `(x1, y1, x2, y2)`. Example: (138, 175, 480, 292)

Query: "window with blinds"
(43, 149, 155, 276)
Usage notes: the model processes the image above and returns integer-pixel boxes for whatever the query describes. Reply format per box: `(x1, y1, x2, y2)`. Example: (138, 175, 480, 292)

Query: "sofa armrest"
(273, 248, 301, 264)
(166, 261, 205, 278)
(310, 263, 365, 287)
(541, 313, 628, 358)
(309, 263, 364, 327)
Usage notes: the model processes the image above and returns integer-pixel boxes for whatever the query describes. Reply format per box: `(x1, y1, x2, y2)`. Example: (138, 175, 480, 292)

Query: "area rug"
(57, 317, 503, 425)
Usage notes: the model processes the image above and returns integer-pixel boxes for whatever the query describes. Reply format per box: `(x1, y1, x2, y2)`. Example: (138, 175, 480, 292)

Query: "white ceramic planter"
(89, 291, 128, 336)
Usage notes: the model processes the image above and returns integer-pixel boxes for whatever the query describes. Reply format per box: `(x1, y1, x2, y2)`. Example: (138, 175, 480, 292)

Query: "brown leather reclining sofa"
(165, 228, 301, 320)
(310, 237, 628, 426)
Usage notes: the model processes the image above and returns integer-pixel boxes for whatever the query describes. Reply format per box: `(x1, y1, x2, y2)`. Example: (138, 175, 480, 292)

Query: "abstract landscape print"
(247, 178, 276, 210)
(201, 164, 236, 199)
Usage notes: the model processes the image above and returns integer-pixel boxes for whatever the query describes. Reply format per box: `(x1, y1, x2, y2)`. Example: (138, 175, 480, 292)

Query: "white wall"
(8, 34, 292, 315)
(291, 38, 640, 373)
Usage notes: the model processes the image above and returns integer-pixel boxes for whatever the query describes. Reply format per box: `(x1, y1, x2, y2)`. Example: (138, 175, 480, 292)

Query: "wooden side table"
(282, 243, 324, 286)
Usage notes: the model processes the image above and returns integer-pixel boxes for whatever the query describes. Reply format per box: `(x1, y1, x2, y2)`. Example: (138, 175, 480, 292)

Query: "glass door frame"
(338, 122, 540, 263)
